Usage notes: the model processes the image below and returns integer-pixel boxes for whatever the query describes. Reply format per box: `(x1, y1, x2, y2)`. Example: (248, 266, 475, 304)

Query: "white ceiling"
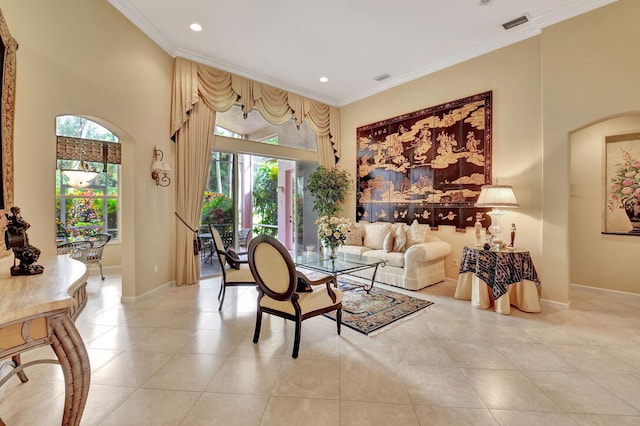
(108, 0, 616, 107)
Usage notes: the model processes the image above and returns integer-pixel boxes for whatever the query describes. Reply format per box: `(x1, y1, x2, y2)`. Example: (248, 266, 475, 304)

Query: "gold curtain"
(170, 57, 340, 285)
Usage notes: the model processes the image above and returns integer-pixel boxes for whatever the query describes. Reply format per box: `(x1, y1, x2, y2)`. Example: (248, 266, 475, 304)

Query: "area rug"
(323, 279, 434, 335)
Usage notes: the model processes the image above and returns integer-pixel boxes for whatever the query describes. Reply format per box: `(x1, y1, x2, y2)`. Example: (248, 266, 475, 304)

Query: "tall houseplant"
(305, 166, 352, 217)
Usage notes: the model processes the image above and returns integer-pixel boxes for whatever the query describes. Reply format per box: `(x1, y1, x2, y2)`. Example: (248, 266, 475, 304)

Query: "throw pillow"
(393, 223, 407, 252)
(363, 223, 392, 249)
(383, 231, 395, 252)
(345, 225, 364, 246)
(407, 219, 429, 247)
(226, 248, 241, 270)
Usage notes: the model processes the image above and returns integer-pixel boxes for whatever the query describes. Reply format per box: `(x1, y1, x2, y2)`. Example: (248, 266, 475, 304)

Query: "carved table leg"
(49, 312, 90, 426)
(10, 354, 28, 383)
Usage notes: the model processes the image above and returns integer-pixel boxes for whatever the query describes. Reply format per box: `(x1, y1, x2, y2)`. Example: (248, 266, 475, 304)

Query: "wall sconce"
(475, 184, 519, 247)
(151, 148, 171, 187)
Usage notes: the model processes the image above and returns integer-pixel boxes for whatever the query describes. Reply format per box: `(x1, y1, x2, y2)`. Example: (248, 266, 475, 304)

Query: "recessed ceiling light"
(189, 23, 202, 32)
(319, 76, 329, 83)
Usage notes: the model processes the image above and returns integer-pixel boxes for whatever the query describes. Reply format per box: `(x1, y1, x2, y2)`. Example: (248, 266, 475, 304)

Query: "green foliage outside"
(305, 166, 352, 217)
(55, 116, 120, 240)
(252, 160, 278, 236)
(200, 191, 233, 225)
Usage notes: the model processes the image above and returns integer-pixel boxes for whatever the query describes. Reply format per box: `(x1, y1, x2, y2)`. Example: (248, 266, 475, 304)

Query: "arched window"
(55, 115, 120, 242)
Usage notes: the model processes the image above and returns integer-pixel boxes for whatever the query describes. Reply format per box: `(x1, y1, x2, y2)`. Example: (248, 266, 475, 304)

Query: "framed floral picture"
(604, 132, 640, 235)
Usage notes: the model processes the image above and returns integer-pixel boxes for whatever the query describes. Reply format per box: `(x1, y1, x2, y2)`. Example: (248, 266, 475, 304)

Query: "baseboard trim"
(540, 298, 571, 309)
(121, 280, 175, 303)
(570, 282, 640, 298)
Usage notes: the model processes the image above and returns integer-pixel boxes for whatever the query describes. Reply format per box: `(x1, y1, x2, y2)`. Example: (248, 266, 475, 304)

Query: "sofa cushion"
(338, 245, 371, 256)
(361, 249, 404, 268)
(345, 224, 364, 246)
(393, 223, 407, 252)
(363, 223, 392, 250)
(407, 220, 429, 247)
(383, 231, 394, 252)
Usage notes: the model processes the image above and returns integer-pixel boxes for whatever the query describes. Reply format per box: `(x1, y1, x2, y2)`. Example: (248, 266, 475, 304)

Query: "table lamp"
(474, 184, 519, 248)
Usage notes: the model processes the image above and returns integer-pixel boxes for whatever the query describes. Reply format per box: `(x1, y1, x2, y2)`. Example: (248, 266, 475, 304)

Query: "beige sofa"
(337, 221, 452, 291)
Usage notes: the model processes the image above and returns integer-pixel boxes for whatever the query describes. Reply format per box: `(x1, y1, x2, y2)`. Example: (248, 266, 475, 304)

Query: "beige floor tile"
(548, 344, 637, 373)
(524, 370, 638, 415)
(441, 340, 517, 369)
(340, 361, 411, 404)
(142, 353, 227, 391)
(261, 396, 339, 426)
(569, 413, 640, 425)
(78, 384, 137, 426)
(0, 374, 65, 425)
(181, 392, 268, 426)
(99, 388, 201, 425)
(131, 327, 198, 352)
(85, 325, 156, 350)
(463, 369, 560, 412)
(5, 273, 640, 425)
(180, 393, 269, 426)
(87, 348, 124, 372)
(398, 365, 485, 408)
(340, 400, 419, 426)
(493, 342, 576, 372)
(272, 359, 340, 399)
(586, 372, 640, 412)
(490, 409, 577, 425)
(91, 350, 173, 387)
(179, 329, 246, 356)
(414, 405, 498, 425)
(206, 356, 283, 395)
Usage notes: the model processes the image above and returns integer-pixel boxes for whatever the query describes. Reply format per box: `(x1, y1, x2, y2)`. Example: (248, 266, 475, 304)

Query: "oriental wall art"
(604, 132, 640, 236)
(356, 91, 492, 231)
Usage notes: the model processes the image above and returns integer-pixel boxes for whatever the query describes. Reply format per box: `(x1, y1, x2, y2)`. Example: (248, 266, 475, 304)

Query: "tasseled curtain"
(170, 57, 341, 286)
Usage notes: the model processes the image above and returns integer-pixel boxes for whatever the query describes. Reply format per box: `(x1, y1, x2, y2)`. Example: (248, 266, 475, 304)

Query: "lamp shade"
(475, 185, 520, 208)
(152, 160, 164, 172)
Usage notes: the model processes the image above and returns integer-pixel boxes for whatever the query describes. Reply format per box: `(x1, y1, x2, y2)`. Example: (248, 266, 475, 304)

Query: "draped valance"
(170, 58, 340, 166)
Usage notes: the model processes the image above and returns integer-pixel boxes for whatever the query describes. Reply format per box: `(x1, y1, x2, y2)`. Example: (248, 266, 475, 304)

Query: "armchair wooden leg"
(218, 285, 226, 311)
(292, 318, 302, 359)
(252, 310, 262, 344)
(98, 262, 105, 280)
(336, 309, 342, 335)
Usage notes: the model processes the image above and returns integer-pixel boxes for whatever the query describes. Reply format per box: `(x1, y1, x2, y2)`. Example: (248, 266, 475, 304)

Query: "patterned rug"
(323, 279, 434, 335)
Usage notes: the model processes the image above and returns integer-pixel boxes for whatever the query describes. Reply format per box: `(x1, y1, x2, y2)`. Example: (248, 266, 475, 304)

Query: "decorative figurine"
(474, 213, 483, 246)
(4, 206, 44, 276)
(509, 223, 516, 248)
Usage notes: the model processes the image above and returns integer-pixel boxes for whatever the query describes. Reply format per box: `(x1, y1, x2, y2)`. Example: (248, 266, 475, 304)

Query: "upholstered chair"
(247, 234, 342, 358)
(209, 224, 256, 310)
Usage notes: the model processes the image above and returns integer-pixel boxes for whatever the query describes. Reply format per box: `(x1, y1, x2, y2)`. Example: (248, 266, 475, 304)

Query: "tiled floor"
(2, 271, 640, 425)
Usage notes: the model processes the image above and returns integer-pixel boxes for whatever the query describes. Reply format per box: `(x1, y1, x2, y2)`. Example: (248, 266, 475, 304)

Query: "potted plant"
(305, 166, 352, 217)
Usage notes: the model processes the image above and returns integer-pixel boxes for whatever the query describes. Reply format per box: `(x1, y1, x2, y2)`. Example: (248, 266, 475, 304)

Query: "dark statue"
(4, 206, 44, 276)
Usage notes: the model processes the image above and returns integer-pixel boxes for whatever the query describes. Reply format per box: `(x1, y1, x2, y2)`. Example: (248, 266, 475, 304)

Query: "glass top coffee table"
(294, 252, 385, 293)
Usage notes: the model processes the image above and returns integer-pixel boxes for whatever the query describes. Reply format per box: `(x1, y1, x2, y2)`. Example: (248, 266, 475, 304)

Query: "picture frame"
(603, 132, 640, 235)
(0, 6, 18, 257)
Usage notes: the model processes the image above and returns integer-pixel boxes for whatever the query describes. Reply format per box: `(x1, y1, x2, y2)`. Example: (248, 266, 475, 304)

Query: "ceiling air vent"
(373, 73, 390, 82)
(502, 14, 529, 30)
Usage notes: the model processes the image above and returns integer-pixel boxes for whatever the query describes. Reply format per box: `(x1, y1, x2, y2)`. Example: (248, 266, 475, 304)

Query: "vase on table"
(623, 198, 640, 234)
(329, 246, 338, 259)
